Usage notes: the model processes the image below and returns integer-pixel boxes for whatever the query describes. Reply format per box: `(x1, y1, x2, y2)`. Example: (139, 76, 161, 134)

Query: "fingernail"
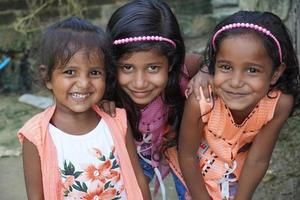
(185, 90, 189, 98)
(206, 98, 210, 102)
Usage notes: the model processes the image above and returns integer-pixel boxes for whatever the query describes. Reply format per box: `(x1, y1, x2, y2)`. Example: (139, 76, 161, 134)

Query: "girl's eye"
(148, 65, 159, 72)
(63, 69, 75, 75)
(218, 64, 231, 72)
(120, 64, 133, 73)
(90, 70, 104, 77)
(247, 67, 259, 74)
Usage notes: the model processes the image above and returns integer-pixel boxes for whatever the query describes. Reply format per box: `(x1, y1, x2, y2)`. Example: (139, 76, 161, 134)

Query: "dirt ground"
(0, 156, 26, 200)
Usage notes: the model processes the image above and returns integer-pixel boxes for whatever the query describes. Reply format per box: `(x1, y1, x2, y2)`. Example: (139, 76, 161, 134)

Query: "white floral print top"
(49, 120, 127, 200)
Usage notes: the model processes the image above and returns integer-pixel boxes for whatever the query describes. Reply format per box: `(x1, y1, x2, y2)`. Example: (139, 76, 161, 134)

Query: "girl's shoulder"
(93, 105, 127, 122)
(18, 105, 55, 146)
(93, 105, 128, 135)
(274, 92, 294, 117)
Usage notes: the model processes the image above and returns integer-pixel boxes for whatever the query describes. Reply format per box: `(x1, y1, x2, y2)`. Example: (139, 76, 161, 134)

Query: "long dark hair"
(107, 0, 186, 141)
(203, 11, 300, 114)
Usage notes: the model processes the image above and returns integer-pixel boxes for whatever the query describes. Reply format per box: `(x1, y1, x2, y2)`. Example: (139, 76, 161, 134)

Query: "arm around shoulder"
(185, 53, 202, 77)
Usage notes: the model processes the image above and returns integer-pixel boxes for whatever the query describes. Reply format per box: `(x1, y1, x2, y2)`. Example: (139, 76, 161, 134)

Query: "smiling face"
(214, 33, 283, 118)
(46, 50, 106, 114)
(117, 49, 169, 108)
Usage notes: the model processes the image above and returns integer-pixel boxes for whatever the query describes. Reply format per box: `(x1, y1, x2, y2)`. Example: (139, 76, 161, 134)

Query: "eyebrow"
(117, 61, 164, 66)
(216, 59, 263, 68)
(216, 59, 231, 64)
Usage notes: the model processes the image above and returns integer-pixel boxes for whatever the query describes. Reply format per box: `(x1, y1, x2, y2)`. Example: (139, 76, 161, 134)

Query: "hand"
(98, 99, 116, 117)
(186, 69, 213, 102)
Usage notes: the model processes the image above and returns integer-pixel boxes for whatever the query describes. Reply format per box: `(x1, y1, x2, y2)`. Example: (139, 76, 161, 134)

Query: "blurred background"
(0, 0, 299, 199)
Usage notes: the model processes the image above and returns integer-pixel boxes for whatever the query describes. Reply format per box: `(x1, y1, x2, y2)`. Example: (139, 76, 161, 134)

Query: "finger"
(186, 79, 194, 98)
(97, 101, 103, 109)
(201, 84, 211, 102)
(109, 101, 116, 117)
(102, 102, 111, 114)
(192, 78, 201, 100)
(185, 88, 190, 98)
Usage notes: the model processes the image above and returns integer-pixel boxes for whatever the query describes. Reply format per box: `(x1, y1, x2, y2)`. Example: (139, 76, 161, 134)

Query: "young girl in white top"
(18, 16, 150, 200)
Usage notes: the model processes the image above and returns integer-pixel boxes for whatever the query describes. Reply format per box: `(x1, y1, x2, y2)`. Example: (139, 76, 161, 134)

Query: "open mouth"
(70, 92, 91, 101)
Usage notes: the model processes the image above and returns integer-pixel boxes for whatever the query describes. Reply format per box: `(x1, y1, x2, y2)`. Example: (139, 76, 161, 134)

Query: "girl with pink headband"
(105, 0, 211, 199)
(178, 11, 300, 199)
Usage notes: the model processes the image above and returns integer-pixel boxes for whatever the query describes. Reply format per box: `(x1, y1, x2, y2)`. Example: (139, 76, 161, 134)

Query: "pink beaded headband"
(212, 23, 282, 63)
(113, 35, 176, 47)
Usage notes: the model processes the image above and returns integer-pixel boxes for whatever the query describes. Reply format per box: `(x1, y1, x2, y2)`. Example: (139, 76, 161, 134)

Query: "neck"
(229, 104, 256, 125)
(51, 107, 99, 135)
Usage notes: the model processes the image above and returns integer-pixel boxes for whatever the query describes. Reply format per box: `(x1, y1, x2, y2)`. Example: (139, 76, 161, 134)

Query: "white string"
(136, 134, 167, 200)
(219, 161, 237, 200)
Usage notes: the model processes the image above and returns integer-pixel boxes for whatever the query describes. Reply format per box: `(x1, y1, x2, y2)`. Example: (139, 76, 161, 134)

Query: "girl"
(179, 11, 300, 200)
(18, 17, 150, 200)
(105, 0, 210, 199)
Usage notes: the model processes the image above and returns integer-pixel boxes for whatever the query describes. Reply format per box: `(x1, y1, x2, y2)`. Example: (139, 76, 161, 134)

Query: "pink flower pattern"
(60, 147, 125, 199)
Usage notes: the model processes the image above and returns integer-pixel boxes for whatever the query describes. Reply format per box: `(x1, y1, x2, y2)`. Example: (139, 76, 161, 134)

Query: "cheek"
(117, 73, 129, 87)
(213, 73, 225, 87)
(93, 79, 105, 89)
(152, 73, 168, 88)
(252, 80, 270, 92)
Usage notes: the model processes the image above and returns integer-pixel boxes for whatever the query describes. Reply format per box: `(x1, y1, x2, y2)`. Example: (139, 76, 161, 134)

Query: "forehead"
(57, 48, 104, 67)
(217, 33, 270, 61)
(118, 49, 167, 64)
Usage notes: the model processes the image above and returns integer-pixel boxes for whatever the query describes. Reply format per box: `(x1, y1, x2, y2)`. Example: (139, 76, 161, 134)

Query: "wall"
(0, 0, 298, 53)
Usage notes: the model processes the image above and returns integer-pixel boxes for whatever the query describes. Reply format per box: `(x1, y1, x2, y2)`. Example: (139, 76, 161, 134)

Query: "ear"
(39, 65, 52, 90)
(271, 63, 286, 85)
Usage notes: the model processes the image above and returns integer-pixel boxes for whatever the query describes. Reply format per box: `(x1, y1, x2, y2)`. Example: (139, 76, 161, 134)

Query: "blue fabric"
(171, 170, 187, 200)
(139, 157, 155, 180)
(0, 57, 10, 70)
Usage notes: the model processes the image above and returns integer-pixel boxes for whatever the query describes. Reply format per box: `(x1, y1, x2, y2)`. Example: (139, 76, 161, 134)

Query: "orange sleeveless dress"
(166, 90, 281, 200)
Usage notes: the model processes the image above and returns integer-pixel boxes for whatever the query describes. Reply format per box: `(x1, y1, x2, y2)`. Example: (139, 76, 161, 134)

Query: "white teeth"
(71, 93, 90, 99)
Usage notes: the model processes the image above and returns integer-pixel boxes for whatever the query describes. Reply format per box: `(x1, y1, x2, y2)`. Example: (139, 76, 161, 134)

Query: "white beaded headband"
(212, 23, 282, 63)
(113, 35, 176, 47)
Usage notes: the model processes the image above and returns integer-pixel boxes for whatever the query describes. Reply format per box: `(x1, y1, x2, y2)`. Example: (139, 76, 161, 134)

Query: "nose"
(133, 71, 147, 89)
(230, 71, 244, 88)
(76, 75, 90, 88)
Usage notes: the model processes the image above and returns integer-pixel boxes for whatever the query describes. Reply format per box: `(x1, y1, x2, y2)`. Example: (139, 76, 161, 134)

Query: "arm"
(234, 94, 293, 200)
(125, 123, 152, 200)
(185, 53, 213, 102)
(22, 137, 44, 200)
(178, 94, 211, 200)
(185, 53, 203, 77)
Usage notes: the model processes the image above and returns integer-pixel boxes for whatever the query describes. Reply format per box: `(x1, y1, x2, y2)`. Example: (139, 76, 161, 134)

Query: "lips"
(130, 90, 151, 98)
(223, 90, 248, 99)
